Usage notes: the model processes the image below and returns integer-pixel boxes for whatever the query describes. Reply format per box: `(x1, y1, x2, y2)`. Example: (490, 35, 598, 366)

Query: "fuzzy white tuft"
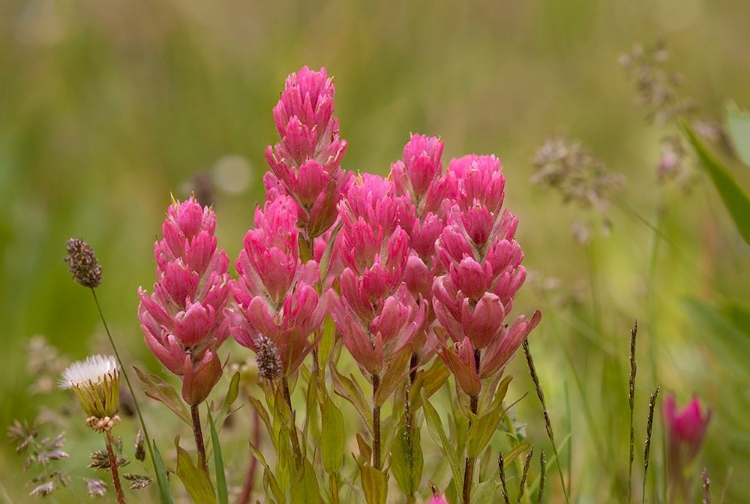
(59, 355, 119, 389)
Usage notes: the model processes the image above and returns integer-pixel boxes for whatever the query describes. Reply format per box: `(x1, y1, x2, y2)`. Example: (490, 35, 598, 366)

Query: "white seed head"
(60, 355, 119, 389)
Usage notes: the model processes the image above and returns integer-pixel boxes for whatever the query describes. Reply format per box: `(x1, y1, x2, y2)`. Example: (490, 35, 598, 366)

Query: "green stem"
(463, 349, 481, 504)
(91, 290, 162, 493)
(463, 393, 479, 504)
(105, 430, 127, 504)
(372, 373, 382, 470)
(282, 378, 303, 469)
(191, 404, 207, 471)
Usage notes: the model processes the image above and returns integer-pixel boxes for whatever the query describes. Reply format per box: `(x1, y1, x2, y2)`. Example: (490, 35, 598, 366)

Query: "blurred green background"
(2, 0, 749, 502)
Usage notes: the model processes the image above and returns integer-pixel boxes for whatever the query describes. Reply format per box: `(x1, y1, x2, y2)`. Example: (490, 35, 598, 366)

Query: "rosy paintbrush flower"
(432, 154, 540, 397)
(265, 66, 351, 239)
(332, 174, 425, 377)
(231, 195, 328, 378)
(138, 196, 231, 405)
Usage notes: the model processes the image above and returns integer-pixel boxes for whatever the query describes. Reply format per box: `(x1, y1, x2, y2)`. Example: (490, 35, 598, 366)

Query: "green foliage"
(682, 121, 750, 245)
(727, 102, 750, 167)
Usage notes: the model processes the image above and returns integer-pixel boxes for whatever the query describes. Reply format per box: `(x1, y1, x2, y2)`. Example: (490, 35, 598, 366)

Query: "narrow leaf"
(321, 398, 345, 474)
(152, 442, 174, 504)
(500, 442, 531, 470)
(207, 408, 228, 504)
(422, 391, 462, 490)
(682, 121, 750, 245)
(360, 464, 387, 504)
(222, 371, 241, 409)
(331, 366, 372, 433)
(174, 438, 216, 504)
(466, 391, 509, 458)
(374, 349, 410, 407)
(134, 366, 191, 425)
(290, 459, 320, 504)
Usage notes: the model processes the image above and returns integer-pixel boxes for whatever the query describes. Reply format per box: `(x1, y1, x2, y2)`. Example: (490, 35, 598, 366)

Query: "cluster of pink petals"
(231, 195, 327, 377)
(663, 394, 711, 464)
(332, 174, 425, 376)
(432, 155, 541, 396)
(138, 196, 231, 405)
(264, 66, 351, 239)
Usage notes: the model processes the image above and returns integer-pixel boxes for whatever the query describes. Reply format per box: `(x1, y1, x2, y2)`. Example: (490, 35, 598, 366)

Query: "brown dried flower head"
(64, 238, 102, 288)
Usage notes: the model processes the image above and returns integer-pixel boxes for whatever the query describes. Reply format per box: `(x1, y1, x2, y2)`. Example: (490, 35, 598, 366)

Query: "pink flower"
(231, 195, 327, 377)
(138, 196, 231, 405)
(426, 494, 450, 504)
(332, 175, 425, 377)
(431, 153, 539, 396)
(663, 394, 712, 502)
(664, 394, 711, 464)
(264, 67, 351, 238)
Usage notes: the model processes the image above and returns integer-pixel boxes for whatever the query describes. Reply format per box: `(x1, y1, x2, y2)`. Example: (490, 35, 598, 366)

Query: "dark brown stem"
(463, 349, 481, 504)
(372, 373, 382, 470)
(105, 430, 126, 504)
(191, 404, 207, 471)
(237, 408, 261, 504)
(282, 378, 303, 469)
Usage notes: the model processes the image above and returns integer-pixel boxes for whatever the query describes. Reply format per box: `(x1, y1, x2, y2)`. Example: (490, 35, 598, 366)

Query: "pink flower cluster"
(432, 155, 541, 397)
(265, 66, 351, 239)
(332, 174, 426, 378)
(231, 195, 328, 378)
(139, 65, 540, 409)
(138, 197, 231, 405)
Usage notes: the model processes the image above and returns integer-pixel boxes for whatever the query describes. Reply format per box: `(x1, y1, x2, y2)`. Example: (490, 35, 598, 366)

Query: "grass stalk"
(643, 386, 660, 504)
(91, 289, 167, 500)
(523, 340, 569, 503)
(628, 321, 638, 503)
(498, 452, 510, 504)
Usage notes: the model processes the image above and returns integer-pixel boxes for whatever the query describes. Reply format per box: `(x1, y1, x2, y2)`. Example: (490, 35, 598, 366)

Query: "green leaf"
(321, 397, 345, 474)
(473, 479, 499, 504)
(374, 349, 410, 407)
(318, 315, 337, 369)
(222, 371, 241, 410)
(207, 408, 228, 504)
(174, 438, 217, 504)
(330, 366, 372, 433)
(500, 442, 531, 469)
(290, 459, 320, 504)
(134, 366, 191, 425)
(360, 463, 387, 504)
(466, 402, 505, 458)
(247, 395, 277, 452)
(409, 359, 450, 411)
(152, 442, 175, 504)
(390, 420, 423, 497)
(682, 121, 750, 245)
(421, 391, 462, 490)
(727, 101, 750, 167)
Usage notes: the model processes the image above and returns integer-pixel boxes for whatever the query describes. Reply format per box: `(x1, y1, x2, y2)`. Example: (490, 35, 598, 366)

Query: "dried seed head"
(134, 430, 145, 462)
(84, 478, 108, 497)
(255, 336, 282, 381)
(60, 355, 120, 422)
(64, 238, 102, 288)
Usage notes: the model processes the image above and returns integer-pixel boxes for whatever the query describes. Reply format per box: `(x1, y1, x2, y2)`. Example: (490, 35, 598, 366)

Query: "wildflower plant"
(9, 59, 725, 504)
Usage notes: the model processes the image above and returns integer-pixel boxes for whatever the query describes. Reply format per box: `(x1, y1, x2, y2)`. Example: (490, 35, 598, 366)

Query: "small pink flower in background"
(432, 155, 540, 396)
(663, 393, 711, 503)
(231, 195, 327, 378)
(332, 174, 425, 377)
(664, 394, 711, 464)
(138, 196, 231, 405)
(265, 66, 351, 239)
